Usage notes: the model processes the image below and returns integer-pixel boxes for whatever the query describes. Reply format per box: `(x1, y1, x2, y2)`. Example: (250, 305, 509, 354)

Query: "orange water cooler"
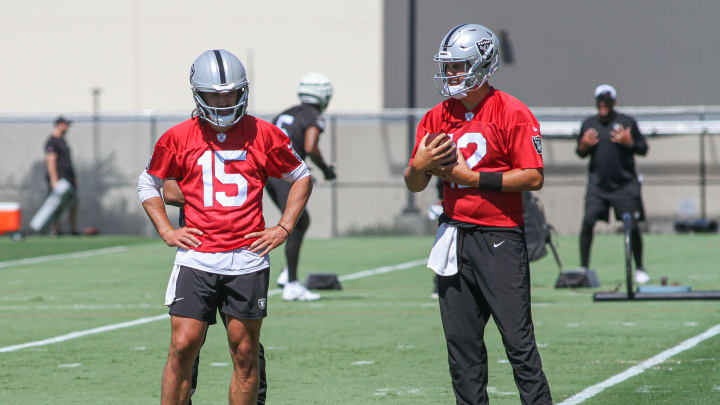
(0, 202, 21, 235)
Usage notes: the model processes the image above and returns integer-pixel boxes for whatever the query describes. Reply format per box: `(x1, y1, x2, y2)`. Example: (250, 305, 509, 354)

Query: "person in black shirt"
(577, 84, 650, 283)
(44, 116, 79, 235)
(269, 73, 336, 301)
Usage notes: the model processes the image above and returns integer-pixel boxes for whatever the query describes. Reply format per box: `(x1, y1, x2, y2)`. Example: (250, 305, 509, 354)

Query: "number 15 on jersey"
(197, 150, 248, 207)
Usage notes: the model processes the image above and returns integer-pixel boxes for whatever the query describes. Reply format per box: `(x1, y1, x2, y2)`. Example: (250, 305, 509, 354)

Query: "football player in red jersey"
(404, 25, 552, 405)
(162, 179, 268, 405)
(138, 49, 312, 405)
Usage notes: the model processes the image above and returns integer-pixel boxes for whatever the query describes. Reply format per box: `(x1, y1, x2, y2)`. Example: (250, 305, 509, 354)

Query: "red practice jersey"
(147, 115, 304, 252)
(409, 88, 544, 227)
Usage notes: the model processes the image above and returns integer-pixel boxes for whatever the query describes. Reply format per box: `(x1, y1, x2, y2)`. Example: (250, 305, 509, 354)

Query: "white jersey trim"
(173, 247, 270, 276)
(282, 161, 310, 183)
(137, 170, 163, 203)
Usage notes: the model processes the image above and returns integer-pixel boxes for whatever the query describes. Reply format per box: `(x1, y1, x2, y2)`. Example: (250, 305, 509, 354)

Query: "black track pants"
(437, 228, 552, 405)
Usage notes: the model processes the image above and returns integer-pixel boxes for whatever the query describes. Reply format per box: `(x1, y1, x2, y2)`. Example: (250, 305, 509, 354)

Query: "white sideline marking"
(57, 363, 82, 368)
(263, 258, 427, 297)
(558, 323, 720, 405)
(338, 259, 427, 281)
(0, 246, 128, 269)
(0, 258, 427, 353)
(0, 314, 169, 353)
(0, 303, 157, 311)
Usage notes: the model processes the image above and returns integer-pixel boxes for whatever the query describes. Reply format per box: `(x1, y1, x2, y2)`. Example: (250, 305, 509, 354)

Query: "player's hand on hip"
(161, 227, 203, 250)
(245, 226, 288, 257)
(412, 133, 457, 172)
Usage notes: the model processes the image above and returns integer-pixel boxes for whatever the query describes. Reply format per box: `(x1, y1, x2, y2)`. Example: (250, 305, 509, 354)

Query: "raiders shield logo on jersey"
(465, 112, 474, 121)
(258, 297, 266, 310)
(217, 133, 227, 142)
(532, 136, 542, 154)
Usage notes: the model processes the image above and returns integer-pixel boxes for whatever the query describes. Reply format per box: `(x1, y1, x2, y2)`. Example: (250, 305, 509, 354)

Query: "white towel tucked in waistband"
(427, 223, 458, 276)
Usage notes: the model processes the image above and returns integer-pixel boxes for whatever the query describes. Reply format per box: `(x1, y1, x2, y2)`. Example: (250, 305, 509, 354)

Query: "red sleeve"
(265, 127, 303, 178)
(147, 132, 181, 179)
(507, 109, 544, 169)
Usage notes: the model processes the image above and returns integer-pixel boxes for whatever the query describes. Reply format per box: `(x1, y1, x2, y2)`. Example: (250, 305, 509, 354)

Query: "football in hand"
(425, 133, 458, 166)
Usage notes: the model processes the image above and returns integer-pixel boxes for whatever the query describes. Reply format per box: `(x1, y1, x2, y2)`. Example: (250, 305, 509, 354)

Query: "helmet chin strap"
(450, 90, 468, 99)
(448, 83, 470, 99)
(449, 74, 489, 99)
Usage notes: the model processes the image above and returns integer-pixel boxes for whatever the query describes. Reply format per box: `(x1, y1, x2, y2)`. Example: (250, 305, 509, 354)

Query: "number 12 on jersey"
(450, 132, 487, 189)
(197, 150, 248, 207)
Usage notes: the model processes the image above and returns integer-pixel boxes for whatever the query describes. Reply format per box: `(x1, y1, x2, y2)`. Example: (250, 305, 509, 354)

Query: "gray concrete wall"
(385, 0, 720, 108)
(1, 0, 383, 113)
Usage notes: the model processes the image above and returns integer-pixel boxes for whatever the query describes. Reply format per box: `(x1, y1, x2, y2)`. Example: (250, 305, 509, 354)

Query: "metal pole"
(91, 87, 102, 165)
(150, 115, 157, 154)
(700, 129, 707, 220)
(403, 0, 419, 214)
(330, 115, 339, 237)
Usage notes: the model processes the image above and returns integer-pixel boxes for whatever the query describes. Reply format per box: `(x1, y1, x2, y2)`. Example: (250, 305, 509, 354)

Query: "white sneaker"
(635, 268, 650, 285)
(276, 267, 289, 288)
(282, 281, 321, 301)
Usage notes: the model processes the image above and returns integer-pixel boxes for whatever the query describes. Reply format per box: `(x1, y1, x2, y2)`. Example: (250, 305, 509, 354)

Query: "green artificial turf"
(1, 233, 718, 404)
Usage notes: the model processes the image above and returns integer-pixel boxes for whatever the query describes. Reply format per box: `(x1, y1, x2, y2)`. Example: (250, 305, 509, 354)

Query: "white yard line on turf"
(0, 314, 169, 353)
(0, 246, 128, 269)
(338, 259, 428, 281)
(558, 323, 720, 405)
(0, 257, 428, 353)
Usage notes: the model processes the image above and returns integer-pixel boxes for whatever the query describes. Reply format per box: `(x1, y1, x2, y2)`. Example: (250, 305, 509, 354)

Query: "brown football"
(425, 133, 458, 165)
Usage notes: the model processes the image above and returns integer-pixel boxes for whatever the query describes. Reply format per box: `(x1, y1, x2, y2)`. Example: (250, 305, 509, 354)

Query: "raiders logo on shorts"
(258, 297, 267, 310)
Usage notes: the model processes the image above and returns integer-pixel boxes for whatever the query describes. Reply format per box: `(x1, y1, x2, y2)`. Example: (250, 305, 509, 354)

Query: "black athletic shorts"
(583, 180, 645, 223)
(166, 266, 269, 324)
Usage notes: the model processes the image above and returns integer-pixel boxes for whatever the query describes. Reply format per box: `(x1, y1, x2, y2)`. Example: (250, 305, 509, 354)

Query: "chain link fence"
(1, 107, 719, 237)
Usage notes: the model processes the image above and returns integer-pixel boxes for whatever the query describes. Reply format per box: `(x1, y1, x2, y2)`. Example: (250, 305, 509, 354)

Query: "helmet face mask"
(297, 73, 333, 111)
(434, 24, 500, 98)
(190, 49, 249, 129)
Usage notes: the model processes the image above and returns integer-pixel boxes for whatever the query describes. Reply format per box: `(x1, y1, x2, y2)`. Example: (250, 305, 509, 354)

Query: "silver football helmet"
(190, 49, 249, 128)
(434, 24, 500, 98)
(297, 73, 333, 111)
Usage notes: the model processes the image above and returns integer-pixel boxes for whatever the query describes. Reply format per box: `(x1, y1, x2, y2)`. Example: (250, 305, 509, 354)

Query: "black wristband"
(477, 172, 502, 192)
(277, 224, 291, 235)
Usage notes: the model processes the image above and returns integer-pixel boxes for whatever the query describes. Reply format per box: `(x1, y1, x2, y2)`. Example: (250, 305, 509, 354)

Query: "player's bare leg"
(162, 316, 207, 405)
(226, 317, 263, 405)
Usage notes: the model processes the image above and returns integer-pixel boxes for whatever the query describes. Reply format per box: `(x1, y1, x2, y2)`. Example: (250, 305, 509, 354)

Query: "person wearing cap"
(44, 116, 79, 235)
(577, 84, 650, 283)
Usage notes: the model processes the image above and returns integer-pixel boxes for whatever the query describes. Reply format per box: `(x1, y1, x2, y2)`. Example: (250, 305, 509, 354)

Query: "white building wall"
(0, 0, 384, 114)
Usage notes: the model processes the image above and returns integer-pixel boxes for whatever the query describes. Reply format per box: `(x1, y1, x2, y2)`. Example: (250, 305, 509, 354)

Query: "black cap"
(54, 116, 72, 126)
